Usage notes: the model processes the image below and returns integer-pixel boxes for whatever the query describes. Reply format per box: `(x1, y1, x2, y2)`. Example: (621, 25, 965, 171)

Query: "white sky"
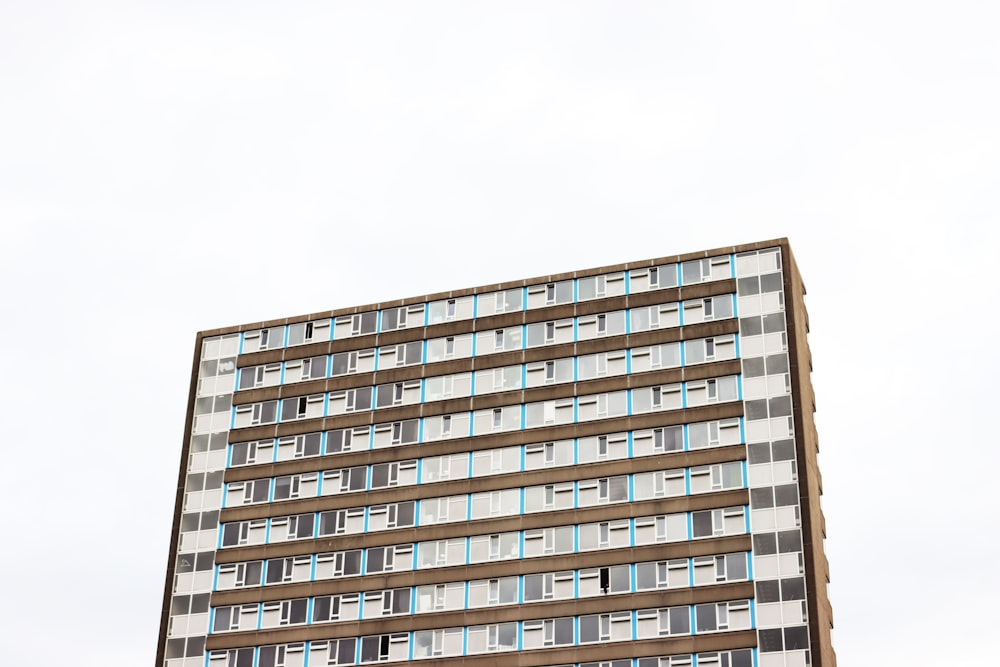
(1, 2, 997, 665)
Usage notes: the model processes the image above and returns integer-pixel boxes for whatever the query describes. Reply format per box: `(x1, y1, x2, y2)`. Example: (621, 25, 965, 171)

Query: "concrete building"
(156, 238, 835, 667)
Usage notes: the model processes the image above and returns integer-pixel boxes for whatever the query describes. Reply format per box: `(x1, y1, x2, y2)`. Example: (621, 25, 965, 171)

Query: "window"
(689, 462, 743, 494)
(577, 391, 627, 421)
(525, 482, 574, 512)
(576, 433, 626, 463)
(638, 559, 691, 591)
(466, 622, 518, 653)
(473, 405, 520, 434)
(522, 617, 574, 648)
(426, 333, 473, 362)
(377, 341, 423, 368)
(428, 296, 473, 324)
(238, 363, 281, 389)
(308, 639, 357, 666)
(470, 488, 520, 518)
(524, 440, 574, 469)
(375, 380, 421, 408)
(280, 394, 324, 421)
(314, 550, 363, 579)
(693, 553, 748, 585)
(226, 479, 268, 506)
(578, 350, 627, 380)
(683, 295, 734, 324)
(371, 460, 418, 489)
(420, 453, 468, 482)
(216, 560, 263, 589)
(412, 628, 462, 659)
(260, 598, 308, 628)
(424, 372, 472, 401)
(578, 310, 626, 339)
(368, 502, 415, 531)
(233, 400, 278, 427)
(527, 280, 573, 308)
(366, 544, 413, 574)
(481, 288, 523, 314)
(334, 312, 377, 338)
(420, 495, 468, 525)
(685, 376, 738, 407)
(577, 476, 628, 507)
(272, 473, 318, 501)
(526, 318, 573, 347)
(630, 303, 680, 333)
(329, 387, 373, 414)
(468, 532, 518, 563)
(220, 519, 266, 547)
(474, 366, 522, 394)
(695, 600, 751, 633)
(688, 418, 741, 449)
(418, 538, 467, 568)
(525, 398, 574, 427)
(243, 326, 285, 353)
(262, 556, 313, 586)
(523, 571, 574, 602)
(371, 420, 418, 448)
(230, 440, 268, 466)
(634, 513, 688, 545)
(629, 264, 678, 292)
(467, 577, 518, 607)
(578, 272, 625, 300)
(330, 348, 376, 376)
(476, 327, 522, 354)
(636, 606, 691, 638)
(312, 595, 345, 623)
(579, 519, 630, 551)
(579, 612, 632, 642)
(632, 384, 682, 413)
(471, 447, 520, 476)
(317, 508, 364, 536)
(381, 305, 424, 331)
(523, 526, 574, 557)
(579, 565, 630, 596)
(692, 507, 746, 538)
(325, 426, 370, 454)
(286, 319, 330, 346)
(359, 633, 408, 663)
(681, 255, 731, 284)
(363, 588, 411, 618)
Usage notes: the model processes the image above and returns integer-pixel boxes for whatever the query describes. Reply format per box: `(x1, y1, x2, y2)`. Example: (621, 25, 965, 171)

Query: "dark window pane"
(669, 606, 690, 634)
(774, 484, 799, 507)
(760, 273, 783, 293)
(784, 625, 809, 650)
(781, 577, 806, 601)
(762, 312, 785, 333)
(751, 488, 774, 508)
(692, 511, 712, 537)
(756, 580, 780, 603)
(766, 354, 789, 374)
(740, 316, 762, 336)
(748, 442, 771, 464)
(745, 399, 769, 420)
(737, 276, 760, 295)
(190, 593, 210, 613)
(759, 628, 784, 652)
(778, 530, 803, 553)
(743, 357, 765, 378)
(695, 604, 717, 632)
(753, 533, 777, 555)
(184, 636, 204, 658)
(170, 595, 190, 615)
(769, 396, 792, 417)
(772, 439, 796, 461)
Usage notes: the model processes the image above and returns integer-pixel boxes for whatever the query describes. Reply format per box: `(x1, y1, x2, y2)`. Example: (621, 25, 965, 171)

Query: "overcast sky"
(1, 2, 997, 665)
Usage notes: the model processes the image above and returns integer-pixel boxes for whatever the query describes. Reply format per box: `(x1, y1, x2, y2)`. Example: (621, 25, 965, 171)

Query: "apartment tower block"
(157, 239, 835, 667)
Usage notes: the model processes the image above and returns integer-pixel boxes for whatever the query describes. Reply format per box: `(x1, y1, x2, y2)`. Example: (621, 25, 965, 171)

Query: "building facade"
(156, 239, 835, 667)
